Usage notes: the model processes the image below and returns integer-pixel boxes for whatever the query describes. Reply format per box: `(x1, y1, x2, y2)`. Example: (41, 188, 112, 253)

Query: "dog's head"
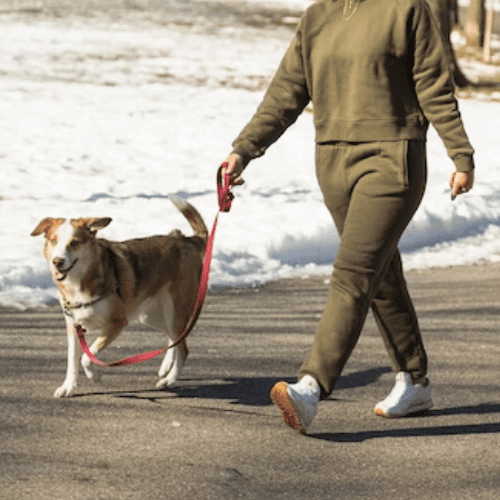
(31, 217, 112, 282)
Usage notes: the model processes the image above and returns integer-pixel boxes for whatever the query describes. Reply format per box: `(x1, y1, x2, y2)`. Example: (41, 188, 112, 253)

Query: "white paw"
(86, 369, 102, 383)
(155, 371, 179, 389)
(82, 356, 101, 382)
(157, 350, 185, 388)
(82, 365, 101, 383)
(158, 354, 174, 379)
(53, 383, 76, 398)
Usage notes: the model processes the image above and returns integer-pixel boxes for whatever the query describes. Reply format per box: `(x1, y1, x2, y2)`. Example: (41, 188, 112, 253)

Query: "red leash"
(75, 166, 234, 367)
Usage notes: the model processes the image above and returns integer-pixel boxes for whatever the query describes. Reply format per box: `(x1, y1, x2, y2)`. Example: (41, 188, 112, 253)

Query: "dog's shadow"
(175, 366, 394, 405)
(75, 376, 291, 406)
(74, 366, 393, 406)
(73, 368, 500, 441)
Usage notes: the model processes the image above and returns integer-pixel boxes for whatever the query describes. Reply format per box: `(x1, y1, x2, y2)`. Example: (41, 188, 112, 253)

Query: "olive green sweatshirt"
(232, 0, 474, 172)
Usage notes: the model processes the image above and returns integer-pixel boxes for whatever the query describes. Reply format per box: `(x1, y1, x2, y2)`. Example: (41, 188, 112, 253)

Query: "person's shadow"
(310, 403, 500, 442)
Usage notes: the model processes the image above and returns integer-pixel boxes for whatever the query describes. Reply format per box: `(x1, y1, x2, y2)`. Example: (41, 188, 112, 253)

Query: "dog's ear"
(73, 218, 112, 234)
(31, 218, 65, 237)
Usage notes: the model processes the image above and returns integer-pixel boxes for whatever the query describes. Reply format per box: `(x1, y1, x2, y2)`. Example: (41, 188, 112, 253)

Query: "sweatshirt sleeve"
(412, 0, 474, 172)
(231, 22, 311, 162)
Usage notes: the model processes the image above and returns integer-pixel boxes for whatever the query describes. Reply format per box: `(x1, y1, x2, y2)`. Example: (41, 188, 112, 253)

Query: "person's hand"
(450, 171, 474, 200)
(220, 153, 246, 187)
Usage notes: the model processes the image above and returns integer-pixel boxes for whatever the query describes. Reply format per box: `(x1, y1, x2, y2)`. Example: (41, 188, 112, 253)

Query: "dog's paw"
(158, 351, 175, 379)
(157, 351, 185, 389)
(88, 370, 102, 383)
(82, 356, 102, 383)
(83, 365, 102, 383)
(155, 372, 178, 389)
(53, 383, 76, 398)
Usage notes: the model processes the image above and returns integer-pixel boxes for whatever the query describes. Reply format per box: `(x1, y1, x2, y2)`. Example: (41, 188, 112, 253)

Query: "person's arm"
(412, 0, 474, 197)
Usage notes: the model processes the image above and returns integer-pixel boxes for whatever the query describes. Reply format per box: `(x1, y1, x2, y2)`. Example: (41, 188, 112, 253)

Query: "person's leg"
(271, 140, 427, 431)
(299, 140, 427, 396)
(370, 248, 433, 418)
(371, 250, 427, 384)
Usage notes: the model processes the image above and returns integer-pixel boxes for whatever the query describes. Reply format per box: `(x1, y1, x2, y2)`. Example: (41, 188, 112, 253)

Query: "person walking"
(220, 0, 474, 434)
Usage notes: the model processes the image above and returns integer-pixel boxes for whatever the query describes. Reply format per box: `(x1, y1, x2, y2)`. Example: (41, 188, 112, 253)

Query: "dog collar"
(63, 292, 115, 318)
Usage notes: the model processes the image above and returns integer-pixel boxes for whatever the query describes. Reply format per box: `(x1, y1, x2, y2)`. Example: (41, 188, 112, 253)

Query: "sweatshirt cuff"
(453, 154, 474, 173)
(230, 149, 253, 168)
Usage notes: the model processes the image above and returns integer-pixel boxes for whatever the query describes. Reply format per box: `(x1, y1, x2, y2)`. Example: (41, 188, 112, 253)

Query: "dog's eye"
(69, 239, 80, 248)
(49, 238, 57, 245)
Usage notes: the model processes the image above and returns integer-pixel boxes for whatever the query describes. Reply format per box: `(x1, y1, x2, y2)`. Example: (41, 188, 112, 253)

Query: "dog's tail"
(170, 197, 208, 251)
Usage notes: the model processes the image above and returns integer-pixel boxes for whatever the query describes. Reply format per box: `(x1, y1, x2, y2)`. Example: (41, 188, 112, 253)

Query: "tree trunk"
(465, 0, 485, 46)
(427, 0, 471, 87)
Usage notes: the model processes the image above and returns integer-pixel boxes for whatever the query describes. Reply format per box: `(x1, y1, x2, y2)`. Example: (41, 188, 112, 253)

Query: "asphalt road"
(1, 264, 499, 500)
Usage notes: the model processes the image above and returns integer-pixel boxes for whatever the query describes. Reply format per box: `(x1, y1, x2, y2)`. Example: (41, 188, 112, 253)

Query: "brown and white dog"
(31, 198, 207, 398)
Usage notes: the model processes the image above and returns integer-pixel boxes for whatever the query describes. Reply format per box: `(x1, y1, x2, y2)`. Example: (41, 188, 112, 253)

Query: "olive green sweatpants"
(300, 140, 428, 397)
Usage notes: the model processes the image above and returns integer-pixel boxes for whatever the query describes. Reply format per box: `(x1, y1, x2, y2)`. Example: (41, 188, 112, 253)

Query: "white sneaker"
(270, 375, 320, 434)
(374, 371, 433, 418)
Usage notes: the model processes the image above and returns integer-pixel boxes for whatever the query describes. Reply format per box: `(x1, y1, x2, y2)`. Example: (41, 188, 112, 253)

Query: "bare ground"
(1, 264, 499, 500)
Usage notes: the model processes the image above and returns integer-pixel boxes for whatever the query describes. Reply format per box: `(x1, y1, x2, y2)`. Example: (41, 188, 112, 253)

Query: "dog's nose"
(53, 257, 65, 270)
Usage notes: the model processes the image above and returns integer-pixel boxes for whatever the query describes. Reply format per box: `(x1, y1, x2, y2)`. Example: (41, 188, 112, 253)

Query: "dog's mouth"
(54, 259, 78, 281)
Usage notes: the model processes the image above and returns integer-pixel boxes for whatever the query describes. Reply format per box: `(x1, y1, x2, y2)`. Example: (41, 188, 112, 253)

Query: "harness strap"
(76, 166, 234, 367)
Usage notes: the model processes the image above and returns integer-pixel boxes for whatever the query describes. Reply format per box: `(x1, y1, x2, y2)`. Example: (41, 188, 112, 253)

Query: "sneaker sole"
(270, 382, 306, 434)
(374, 400, 433, 418)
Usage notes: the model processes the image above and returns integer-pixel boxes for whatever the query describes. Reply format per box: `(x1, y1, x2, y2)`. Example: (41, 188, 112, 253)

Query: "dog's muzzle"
(53, 258, 78, 281)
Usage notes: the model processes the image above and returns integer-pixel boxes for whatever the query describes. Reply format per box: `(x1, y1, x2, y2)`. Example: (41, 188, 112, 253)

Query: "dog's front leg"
(54, 320, 80, 398)
(80, 335, 105, 383)
(81, 317, 127, 382)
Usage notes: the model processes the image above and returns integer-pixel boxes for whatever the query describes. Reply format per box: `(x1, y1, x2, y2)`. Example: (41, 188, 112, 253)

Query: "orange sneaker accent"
(374, 407, 386, 418)
(270, 381, 305, 434)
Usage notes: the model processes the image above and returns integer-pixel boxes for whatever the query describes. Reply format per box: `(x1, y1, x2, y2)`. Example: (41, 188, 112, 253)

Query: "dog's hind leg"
(146, 289, 189, 389)
(156, 339, 188, 389)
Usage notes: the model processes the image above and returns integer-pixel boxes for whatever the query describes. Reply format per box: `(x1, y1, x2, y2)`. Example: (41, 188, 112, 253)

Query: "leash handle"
(217, 164, 234, 212)
(76, 165, 235, 367)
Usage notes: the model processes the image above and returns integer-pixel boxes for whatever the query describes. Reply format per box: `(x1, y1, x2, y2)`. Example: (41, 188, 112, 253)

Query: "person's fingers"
(450, 172, 473, 200)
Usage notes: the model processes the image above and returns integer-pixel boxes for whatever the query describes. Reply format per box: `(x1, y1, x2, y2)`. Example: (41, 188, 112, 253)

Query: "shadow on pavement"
(310, 418, 500, 442)
(71, 366, 394, 406)
(71, 376, 291, 406)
